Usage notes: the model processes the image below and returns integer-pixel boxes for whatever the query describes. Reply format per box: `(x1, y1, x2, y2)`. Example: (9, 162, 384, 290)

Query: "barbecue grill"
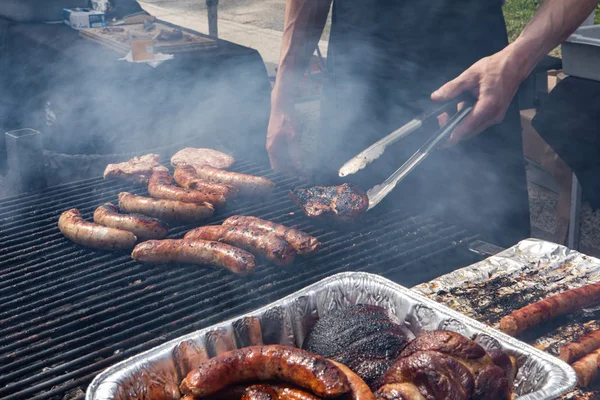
(0, 160, 483, 399)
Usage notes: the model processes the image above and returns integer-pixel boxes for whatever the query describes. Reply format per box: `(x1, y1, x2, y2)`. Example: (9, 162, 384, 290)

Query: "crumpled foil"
(86, 271, 575, 400)
(413, 238, 600, 399)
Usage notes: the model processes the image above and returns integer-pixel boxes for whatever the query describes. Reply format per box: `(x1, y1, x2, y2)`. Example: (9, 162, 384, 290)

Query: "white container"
(562, 23, 600, 82)
(62, 8, 106, 30)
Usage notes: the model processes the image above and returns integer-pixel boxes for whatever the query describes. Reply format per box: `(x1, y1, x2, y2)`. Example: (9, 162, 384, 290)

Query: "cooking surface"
(414, 239, 600, 399)
(0, 160, 479, 399)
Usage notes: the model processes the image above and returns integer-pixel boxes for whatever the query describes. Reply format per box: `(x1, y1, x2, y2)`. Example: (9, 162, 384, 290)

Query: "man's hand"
(431, 47, 524, 146)
(266, 108, 305, 174)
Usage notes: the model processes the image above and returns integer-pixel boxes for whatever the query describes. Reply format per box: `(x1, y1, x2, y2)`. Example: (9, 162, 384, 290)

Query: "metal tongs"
(338, 94, 476, 210)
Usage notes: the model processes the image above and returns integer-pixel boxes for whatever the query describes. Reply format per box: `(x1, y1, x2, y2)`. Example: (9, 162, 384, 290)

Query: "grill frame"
(0, 160, 480, 399)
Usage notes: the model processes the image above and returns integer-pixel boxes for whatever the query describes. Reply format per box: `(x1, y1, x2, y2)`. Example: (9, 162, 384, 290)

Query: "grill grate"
(0, 160, 480, 399)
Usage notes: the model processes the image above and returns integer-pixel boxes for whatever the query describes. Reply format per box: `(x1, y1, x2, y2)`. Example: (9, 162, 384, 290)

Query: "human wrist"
(504, 37, 546, 82)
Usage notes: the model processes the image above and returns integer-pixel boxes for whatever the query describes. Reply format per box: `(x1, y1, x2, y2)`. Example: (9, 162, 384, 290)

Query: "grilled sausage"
(174, 166, 238, 199)
(207, 384, 320, 400)
(58, 208, 137, 250)
(331, 361, 376, 400)
(131, 239, 256, 275)
(118, 192, 214, 223)
(572, 348, 600, 387)
(559, 328, 600, 364)
(243, 385, 278, 400)
(184, 225, 296, 266)
(93, 203, 168, 241)
(179, 345, 350, 398)
(148, 171, 227, 207)
(499, 282, 600, 336)
(193, 166, 275, 197)
(223, 216, 321, 256)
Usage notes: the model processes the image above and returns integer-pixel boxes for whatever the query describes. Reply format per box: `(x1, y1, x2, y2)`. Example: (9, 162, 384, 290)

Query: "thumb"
(432, 72, 475, 102)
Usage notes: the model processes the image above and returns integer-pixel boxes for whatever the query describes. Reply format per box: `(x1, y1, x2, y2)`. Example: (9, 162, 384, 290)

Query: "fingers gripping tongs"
(338, 94, 476, 211)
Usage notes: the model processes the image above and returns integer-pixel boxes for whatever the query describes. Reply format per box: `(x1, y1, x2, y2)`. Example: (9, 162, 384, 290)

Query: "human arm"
(267, 0, 332, 172)
(432, 0, 599, 145)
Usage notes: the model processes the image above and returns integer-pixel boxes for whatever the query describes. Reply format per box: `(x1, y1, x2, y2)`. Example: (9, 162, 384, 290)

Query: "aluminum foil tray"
(413, 239, 600, 399)
(87, 271, 575, 400)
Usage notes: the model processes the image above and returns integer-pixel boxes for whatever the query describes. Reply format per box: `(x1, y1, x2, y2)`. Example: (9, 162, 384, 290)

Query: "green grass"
(503, 0, 600, 57)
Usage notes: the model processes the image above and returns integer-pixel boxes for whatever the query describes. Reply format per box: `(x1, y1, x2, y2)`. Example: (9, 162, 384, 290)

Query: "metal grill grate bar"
(0, 160, 479, 399)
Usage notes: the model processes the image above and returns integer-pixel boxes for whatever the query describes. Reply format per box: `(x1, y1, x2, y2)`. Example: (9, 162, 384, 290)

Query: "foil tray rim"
(86, 271, 577, 400)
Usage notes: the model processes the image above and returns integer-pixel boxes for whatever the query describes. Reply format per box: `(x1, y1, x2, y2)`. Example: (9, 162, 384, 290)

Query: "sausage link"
(269, 384, 321, 400)
(179, 345, 350, 398)
(223, 216, 320, 256)
(499, 282, 600, 336)
(242, 385, 278, 400)
(131, 239, 255, 275)
(572, 348, 600, 387)
(184, 225, 295, 266)
(58, 208, 137, 250)
(93, 203, 168, 241)
(149, 171, 227, 207)
(194, 166, 275, 197)
(174, 166, 238, 199)
(559, 328, 600, 364)
(331, 361, 376, 400)
(118, 192, 214, 223)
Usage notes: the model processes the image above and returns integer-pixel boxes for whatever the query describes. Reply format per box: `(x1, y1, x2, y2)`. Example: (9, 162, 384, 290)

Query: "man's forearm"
(508, 0, 598, 79)
(272, 0, 332, 110)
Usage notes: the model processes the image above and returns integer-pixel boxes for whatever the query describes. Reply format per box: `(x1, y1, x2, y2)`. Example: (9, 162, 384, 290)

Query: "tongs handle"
(366, 99, 475, 210)
(338, 93, 476, 178)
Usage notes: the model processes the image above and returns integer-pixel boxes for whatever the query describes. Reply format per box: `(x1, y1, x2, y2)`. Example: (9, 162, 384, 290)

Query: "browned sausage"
(184, 225, 295, 266)
(118, 192, 214, 223)
(93, 203, 168, 241)
(193, 166, 275, 197)
(242, 385, 278, 400)
(273, 385, 321, 400)
(148, 170, 228, 207)
(572, 348, 600, 387)
(499, 282, 600, 336)
(331, 361, 376, 400)
(131, 239, 256, 275)
(559, 328, 600, 364)
(179, 345, 350, 398)
(223, 216, 320, 256)
(58, 208, 137, 250)
(174, 166, 238, 199)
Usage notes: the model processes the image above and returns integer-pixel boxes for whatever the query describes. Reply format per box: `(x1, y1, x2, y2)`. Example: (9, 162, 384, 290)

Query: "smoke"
(0, 0, 530, 247)
(0, 0, 271, 192)
(312, 0, 530, 248)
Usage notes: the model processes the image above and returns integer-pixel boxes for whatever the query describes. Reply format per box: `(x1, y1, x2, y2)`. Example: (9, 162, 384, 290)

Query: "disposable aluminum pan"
(86, 271, 576, 400)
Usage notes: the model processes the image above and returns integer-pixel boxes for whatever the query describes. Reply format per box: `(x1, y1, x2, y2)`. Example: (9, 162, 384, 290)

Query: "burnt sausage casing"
(331, 360, 376, 400)
(93, 203, 168, 241)
(179, 345, 350, 398)
(184, 225, 296, 266)
(499, 282, 600, 336)
(132, 239, 256, 275)
(223, 216, 321, 256)
(148, 170, 227, 207)
(193, 166, 275, 197)
(174, 166, 238, 199)
(58, 208, 137, 250)
(118, 192, 214, 223)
